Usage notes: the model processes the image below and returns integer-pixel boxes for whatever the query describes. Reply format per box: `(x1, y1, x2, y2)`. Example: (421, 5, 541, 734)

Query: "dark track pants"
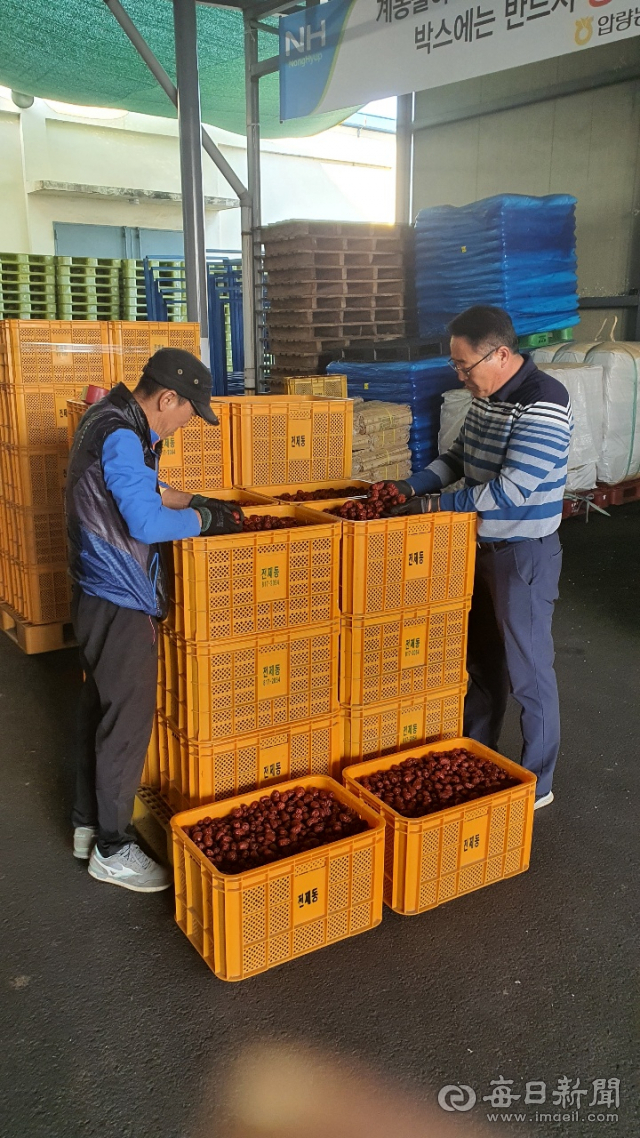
(462, 533, 562, 799)
(71, 589, 158, 857)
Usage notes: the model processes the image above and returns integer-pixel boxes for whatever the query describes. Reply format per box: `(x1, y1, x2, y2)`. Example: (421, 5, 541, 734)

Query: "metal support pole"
(173, 0, 209, 359)
(244, 15, 264, 393)
(104, 0, 258, 389)
(396, 92, 414, 226)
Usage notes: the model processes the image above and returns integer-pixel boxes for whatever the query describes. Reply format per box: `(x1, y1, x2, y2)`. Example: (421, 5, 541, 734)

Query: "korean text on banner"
(279, 0, 640, 121)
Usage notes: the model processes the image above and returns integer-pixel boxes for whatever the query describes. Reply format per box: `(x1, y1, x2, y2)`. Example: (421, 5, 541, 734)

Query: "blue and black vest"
(65, 384, 169, 619)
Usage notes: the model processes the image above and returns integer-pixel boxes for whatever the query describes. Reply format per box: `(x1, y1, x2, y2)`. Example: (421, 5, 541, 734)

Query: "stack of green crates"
(0, 254, 57, 319)
(121, 259, 148, 321)
(56, 257, 122, 320)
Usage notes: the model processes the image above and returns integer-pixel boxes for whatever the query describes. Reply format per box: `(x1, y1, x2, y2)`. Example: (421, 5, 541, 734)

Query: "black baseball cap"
(142, 348, 219, 425)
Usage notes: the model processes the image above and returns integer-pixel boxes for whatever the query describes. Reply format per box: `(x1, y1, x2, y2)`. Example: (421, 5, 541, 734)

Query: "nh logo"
(285, 20, 326, 55)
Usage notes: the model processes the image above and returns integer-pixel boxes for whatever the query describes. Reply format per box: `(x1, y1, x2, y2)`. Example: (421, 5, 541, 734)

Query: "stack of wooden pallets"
(262, 221, 414, 378)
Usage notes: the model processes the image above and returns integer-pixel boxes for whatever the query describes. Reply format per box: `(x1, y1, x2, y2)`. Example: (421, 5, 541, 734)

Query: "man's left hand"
(387, 494, 441, 516)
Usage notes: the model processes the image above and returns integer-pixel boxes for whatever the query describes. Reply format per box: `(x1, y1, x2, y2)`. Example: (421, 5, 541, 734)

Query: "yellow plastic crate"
(2, 382, 87, 448)
(157, 402, 233, 492)
(141, 713, 161, 790)
(8, 558, 70, 625)
(4, 503, 66, 565)
(341, 685, 466, 767)
(0, 319, 114, 389)
(227, 395, 354, 486)
(340, 600, 470, 706)
(336, 510, 477, 616)
(170, 502, 341, 641)
(163, 621, 340, 741)
(343, 738, 536, 915)
(0, 445, 67, 510)
(158, 711, 342, 809)
(171, 774, 385, 981)
(108, 320, 201, 390)
(267, 374, 348, 398)
(66, 398, 87, 447)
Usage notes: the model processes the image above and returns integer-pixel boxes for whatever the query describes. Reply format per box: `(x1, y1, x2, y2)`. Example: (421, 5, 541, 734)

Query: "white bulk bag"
(584, 342, 640, 483)
(553, 341, 602, 364)
(438, 388, 472, 453)
(545, 365, 603, 491)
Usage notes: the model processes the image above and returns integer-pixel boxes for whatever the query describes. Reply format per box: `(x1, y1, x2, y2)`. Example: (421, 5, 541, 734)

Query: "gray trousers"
(463, 532, 562, 798)
(71, 589, 158, 857)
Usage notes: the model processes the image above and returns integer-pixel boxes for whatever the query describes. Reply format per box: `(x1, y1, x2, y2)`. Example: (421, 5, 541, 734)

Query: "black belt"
(477, 539, 515, 552)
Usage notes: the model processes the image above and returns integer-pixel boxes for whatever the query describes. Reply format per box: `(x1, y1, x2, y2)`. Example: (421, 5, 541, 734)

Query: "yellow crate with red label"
(225, 395, 354, 487)
(171, 774, 384, 980)
(341, 685, 466, 767)
(168, 500, 341, 641)
(335, 510, 476, 617)
(340, 600, 470, 706)
(162, 620, 340, 741)
(157, 710, 341, 810)
(342, 738, 535, 915)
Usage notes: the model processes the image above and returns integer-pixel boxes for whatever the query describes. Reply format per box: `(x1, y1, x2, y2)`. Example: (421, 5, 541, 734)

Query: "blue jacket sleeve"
(102, 428, 201, 543)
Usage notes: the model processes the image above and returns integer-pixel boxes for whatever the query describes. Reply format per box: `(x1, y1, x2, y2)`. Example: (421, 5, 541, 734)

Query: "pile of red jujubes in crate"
(358, 748, 519, 818)
(242, 514, 307, 531)
(329, 481, 406, 521)
(183, 786, 368, 874)
(277, 486, 365, 502)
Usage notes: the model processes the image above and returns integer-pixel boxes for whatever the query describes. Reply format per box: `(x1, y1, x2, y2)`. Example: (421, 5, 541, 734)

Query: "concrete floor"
(1, 505, 638, 1138)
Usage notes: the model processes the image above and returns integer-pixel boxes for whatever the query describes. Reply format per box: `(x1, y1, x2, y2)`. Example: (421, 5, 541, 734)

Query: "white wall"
(0, 90, 395, 255)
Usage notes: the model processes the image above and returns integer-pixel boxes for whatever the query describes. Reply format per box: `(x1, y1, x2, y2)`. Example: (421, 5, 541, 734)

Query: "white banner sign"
(279, 0, 640, 119)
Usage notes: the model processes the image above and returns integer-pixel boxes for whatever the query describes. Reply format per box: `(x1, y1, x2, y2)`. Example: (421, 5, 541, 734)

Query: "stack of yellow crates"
(0, 318, 204, 645)
(337, 510, 477, 769)
(0, 320, 113, 631)
(146, 394, 354, 812)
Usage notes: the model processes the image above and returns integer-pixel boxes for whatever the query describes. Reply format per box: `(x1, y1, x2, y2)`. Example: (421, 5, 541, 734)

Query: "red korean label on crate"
(460, 813, 489, 865)
(255, 549, 287, 600)
(293, 866, 326, 925)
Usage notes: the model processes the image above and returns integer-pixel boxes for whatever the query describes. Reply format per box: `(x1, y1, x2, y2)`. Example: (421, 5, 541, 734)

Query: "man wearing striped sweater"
(389, 306, 573, 809)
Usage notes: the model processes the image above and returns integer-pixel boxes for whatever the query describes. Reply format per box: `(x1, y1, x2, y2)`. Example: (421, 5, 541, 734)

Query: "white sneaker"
(534, 791, 554, 811)
(88, 842, 172, 893)
(73, 826, 98, 860)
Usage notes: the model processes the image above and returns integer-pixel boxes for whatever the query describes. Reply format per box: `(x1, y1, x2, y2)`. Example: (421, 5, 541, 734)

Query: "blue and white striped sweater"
(408, 355, 573, 541)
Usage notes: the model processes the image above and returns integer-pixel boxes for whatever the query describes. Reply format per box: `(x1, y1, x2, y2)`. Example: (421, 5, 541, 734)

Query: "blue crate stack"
(327, 356, 460, 473)
(414, 193, 580, 339)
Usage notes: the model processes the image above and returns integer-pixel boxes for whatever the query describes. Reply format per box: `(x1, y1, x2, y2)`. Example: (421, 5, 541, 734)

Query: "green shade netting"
(0, 0, 357, 138)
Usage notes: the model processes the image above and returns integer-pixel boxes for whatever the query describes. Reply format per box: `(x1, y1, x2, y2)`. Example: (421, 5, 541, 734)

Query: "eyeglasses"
(448, 348, 496, 376)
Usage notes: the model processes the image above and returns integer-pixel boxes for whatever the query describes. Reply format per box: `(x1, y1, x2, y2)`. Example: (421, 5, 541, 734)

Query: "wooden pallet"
(562, 477, 640, 518)
(133, 786, 175, 867)
(0, 601, 76, 654)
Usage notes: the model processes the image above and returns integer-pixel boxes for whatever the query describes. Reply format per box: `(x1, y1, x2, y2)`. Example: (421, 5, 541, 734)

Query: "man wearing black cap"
(66, 348, 241, 892)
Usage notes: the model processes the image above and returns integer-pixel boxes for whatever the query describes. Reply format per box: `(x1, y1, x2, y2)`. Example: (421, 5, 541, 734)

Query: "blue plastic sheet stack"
(327, 356, 460, 472)
(414, 193, 580, 339)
